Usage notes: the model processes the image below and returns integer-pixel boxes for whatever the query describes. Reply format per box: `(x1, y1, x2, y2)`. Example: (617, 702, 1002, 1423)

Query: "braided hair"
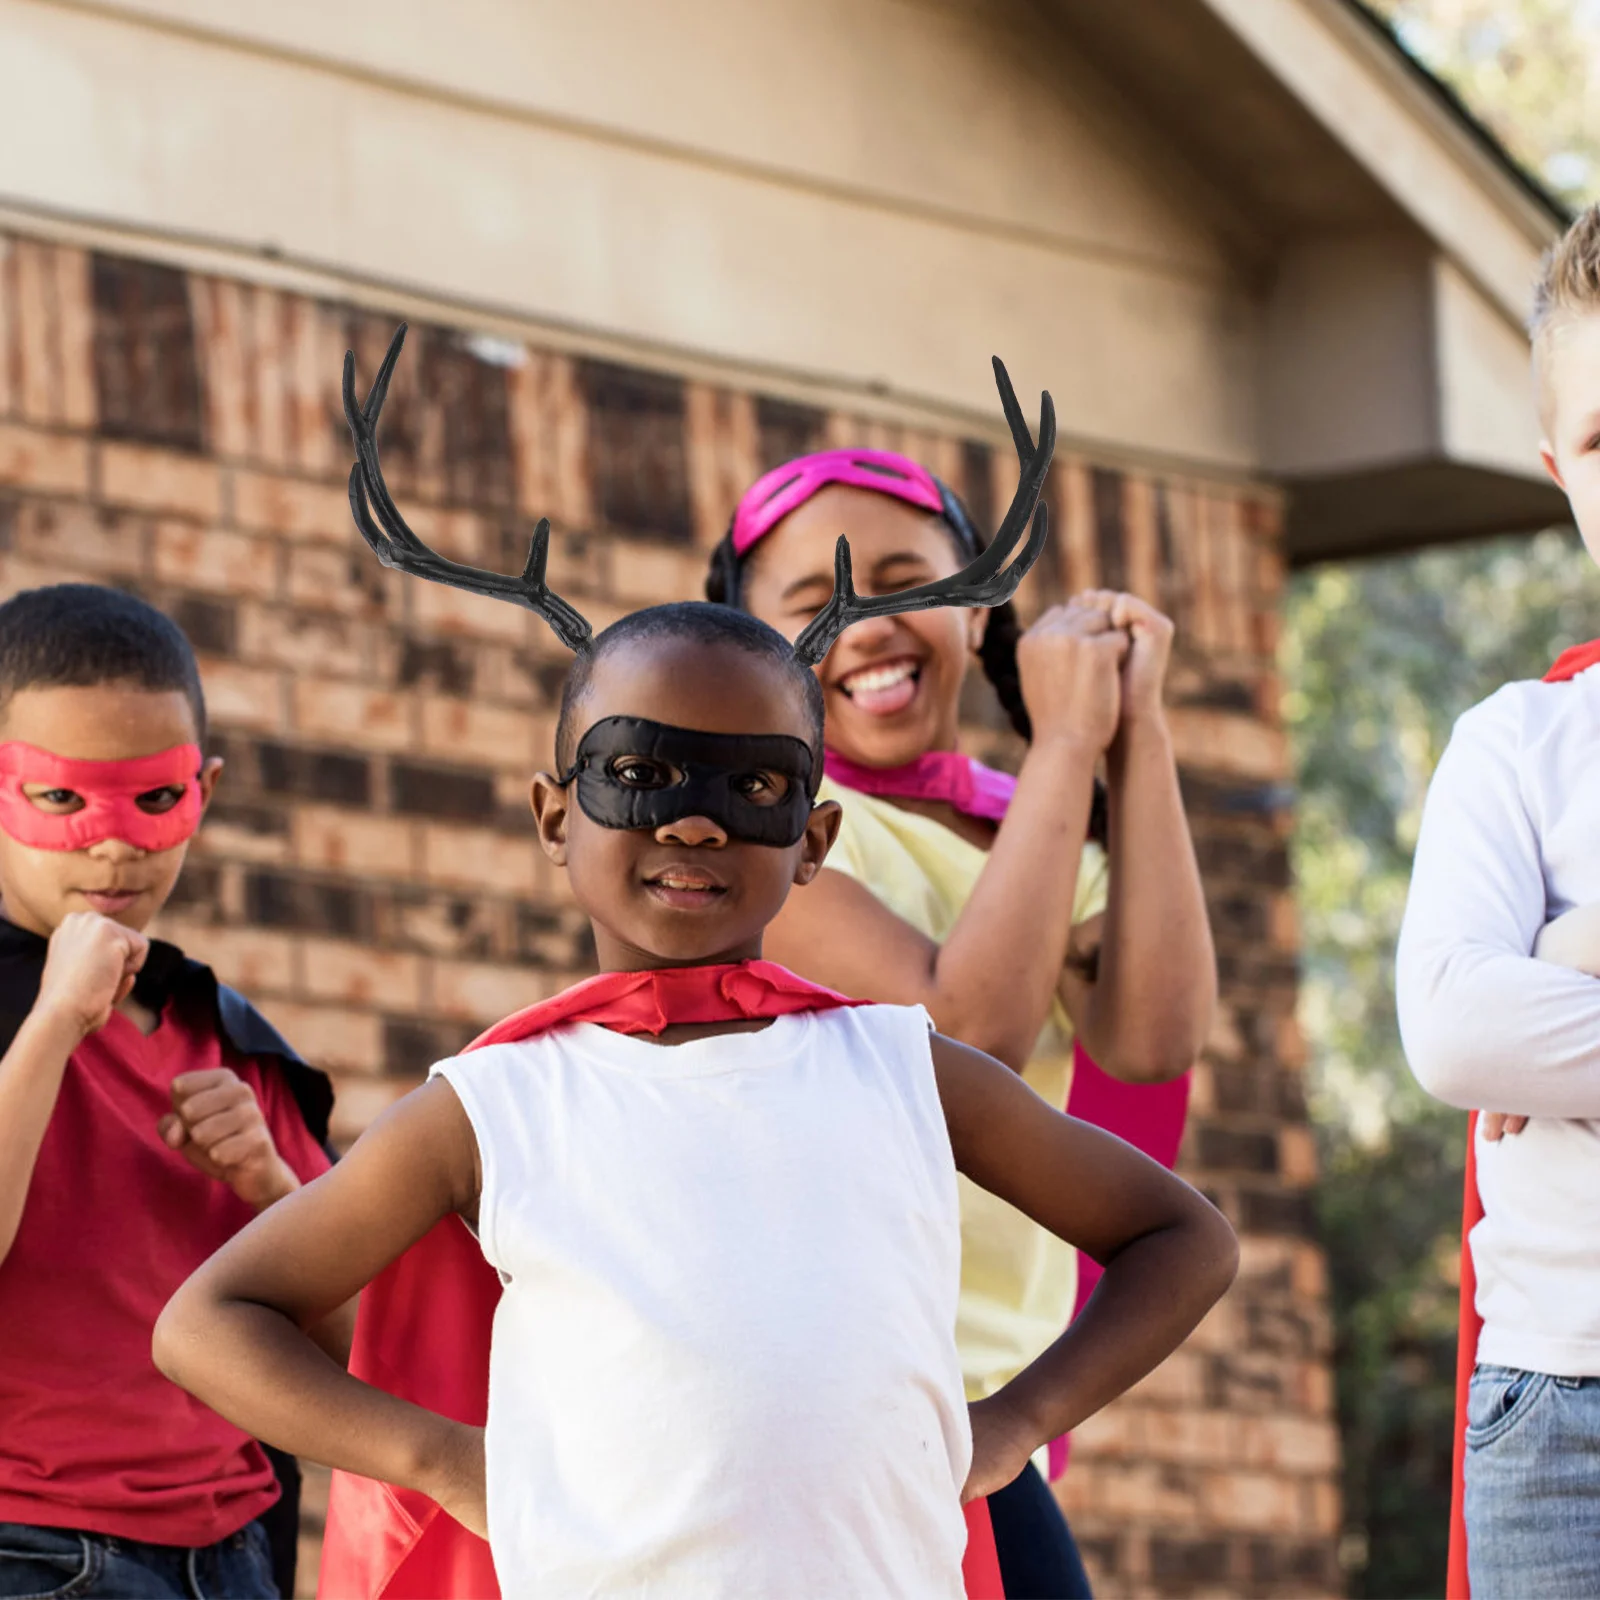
(704, 477, 1109, 847)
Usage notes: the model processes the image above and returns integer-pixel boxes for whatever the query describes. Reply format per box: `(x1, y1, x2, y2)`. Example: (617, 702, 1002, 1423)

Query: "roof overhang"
(0, 0, 1572, 564)
(1263, 233, 1570, 562)
(1054, 0, 1571, 563)
(1286, 460, 1565, 562)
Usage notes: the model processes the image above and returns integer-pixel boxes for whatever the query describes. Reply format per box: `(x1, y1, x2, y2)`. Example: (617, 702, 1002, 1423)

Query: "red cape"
(318, 961, 1003, 1599)
(1443, 645, 1596, 1597)
(1448, 1117, 1482, 1599)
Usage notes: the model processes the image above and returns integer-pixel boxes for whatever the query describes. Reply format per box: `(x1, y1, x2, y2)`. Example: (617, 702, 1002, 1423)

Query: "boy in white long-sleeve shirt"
(1398, 203, 1600, 1599)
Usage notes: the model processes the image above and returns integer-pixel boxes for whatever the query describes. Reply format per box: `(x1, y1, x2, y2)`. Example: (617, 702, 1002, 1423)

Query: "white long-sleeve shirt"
(1397, 669, 1600, 1377)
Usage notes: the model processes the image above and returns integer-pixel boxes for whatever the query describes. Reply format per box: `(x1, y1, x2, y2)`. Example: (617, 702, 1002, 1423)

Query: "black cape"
(0, 917, 334, 1595)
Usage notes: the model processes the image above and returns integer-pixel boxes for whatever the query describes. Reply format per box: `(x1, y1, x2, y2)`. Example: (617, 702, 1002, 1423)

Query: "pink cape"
(317, 960, 1004, 1598)
(1048, 1045, 1190, 1476)
(822, 748, 1017, 824)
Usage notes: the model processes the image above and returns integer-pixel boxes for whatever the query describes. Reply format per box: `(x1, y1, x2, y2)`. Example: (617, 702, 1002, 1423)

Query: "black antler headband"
(343, 323, 1054, 663)
(342, 328, 593, 653)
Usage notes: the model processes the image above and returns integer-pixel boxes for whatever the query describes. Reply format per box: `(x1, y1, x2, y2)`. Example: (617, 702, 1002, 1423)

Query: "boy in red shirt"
(0, 584, 338, 1599)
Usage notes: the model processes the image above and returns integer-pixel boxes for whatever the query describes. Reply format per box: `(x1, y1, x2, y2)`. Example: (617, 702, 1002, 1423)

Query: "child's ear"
(529, 772, 572, 866)
(197, 756, 224, 810)
(793, 799, 842, 886)
(1540, 440, 1566, 490)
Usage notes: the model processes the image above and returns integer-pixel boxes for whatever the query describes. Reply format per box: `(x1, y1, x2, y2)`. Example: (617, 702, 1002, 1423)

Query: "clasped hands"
(1016, 589, 1175, 757)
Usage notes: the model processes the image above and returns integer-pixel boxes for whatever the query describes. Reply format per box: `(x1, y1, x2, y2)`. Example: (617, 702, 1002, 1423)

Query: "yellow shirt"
(815, 777, 1110, 1400)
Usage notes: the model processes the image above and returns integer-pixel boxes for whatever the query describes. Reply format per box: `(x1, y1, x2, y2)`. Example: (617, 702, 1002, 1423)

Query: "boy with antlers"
(154, 328, 1237, 1600)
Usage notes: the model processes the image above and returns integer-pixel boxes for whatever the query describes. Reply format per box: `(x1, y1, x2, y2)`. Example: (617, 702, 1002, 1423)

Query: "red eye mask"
(0, 743, 204, 852)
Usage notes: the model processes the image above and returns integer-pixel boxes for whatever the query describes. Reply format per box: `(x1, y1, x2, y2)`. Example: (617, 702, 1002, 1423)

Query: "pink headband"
(0, 743, 204, 853)
(730, 449, 945, 556)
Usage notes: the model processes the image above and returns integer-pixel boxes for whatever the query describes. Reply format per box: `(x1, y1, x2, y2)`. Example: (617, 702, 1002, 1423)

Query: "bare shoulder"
(926, 1031, 1036, 1154)
(341, 1074, 482, 1219)
(926, 1030, 1226, 1265)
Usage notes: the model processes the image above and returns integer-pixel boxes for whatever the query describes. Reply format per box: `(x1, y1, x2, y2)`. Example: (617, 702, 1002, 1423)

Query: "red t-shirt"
(0, 1001, 330, 1545)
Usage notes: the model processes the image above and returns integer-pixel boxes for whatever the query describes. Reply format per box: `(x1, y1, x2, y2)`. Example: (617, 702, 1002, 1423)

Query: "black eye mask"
(559, 717, 819, 848)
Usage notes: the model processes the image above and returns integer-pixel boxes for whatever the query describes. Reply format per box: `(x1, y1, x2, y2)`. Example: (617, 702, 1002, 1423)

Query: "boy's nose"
(85, 836, 143, 862)
(654, 814, 727, 848)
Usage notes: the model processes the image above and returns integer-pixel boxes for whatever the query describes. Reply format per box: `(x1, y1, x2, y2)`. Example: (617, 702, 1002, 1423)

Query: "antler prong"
(365, 323, 407, 423)
(521, 519, 551, 587)
(791, 360, 1055, 667)
(342, 325, 594, 654)
(991, 356, 1036, 466)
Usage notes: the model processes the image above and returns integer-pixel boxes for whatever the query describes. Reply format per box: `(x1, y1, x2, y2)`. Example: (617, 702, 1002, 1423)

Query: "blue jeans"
(0, 1520, 276, 1599)
(1464, 1363, 1600, 1599)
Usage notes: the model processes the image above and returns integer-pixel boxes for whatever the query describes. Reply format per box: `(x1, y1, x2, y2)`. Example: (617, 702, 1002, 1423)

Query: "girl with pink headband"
(707, 439, 1215, 1595)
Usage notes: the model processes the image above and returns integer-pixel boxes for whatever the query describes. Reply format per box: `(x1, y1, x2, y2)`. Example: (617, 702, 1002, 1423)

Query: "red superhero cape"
(1443, 643, 1599, 1598)
(1447, 1118, 1482, 1600)
(318, 960, 1004, 1600)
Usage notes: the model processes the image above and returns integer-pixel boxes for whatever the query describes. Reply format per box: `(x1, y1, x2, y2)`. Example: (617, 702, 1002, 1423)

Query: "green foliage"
(1364, 0, 1600, 202)
(1290, 535, 1600, 1134)
(1317, 1110, 1465, 1597)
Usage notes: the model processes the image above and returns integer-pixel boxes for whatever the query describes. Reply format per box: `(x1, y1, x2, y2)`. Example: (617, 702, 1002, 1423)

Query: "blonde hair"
(1533, 204, 1600, 420)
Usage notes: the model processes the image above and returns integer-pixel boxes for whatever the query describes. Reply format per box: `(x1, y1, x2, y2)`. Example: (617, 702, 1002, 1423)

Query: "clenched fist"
(1074, 589, 1176, 727)
(158, 1068, 300, 1210)
(36, 913, 148, 1041)
(1016, 598, 1130, 755)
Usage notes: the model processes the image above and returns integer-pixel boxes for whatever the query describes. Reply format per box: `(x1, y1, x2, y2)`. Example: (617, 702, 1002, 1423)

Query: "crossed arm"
(1399, 700, 1600, 1119)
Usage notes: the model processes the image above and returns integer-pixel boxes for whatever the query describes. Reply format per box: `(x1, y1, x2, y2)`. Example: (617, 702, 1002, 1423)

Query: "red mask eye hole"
(135, 785, 187, 815)
(26, 787, 84, 812)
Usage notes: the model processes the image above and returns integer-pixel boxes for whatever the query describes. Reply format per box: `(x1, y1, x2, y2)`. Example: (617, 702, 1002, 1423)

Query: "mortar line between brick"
(0, 201, 1283, 500)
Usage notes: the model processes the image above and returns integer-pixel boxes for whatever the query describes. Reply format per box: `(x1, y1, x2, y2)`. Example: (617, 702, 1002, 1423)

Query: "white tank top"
(432, 1003, 970, 1600)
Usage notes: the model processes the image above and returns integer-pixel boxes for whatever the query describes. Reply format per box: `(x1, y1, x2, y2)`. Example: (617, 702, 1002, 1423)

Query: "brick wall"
(0, 230, 1341, 1598)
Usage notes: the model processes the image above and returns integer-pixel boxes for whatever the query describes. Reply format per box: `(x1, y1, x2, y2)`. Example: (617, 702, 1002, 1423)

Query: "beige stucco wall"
(0, 0, 1561, 533)
(0, 0, 1262, 467)
(1262, 230, 1439, 477)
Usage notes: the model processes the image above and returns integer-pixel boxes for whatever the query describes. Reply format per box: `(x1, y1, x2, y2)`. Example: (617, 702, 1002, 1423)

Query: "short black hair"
(0, 584, 207, 742)
(555, 601, 824, 772)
